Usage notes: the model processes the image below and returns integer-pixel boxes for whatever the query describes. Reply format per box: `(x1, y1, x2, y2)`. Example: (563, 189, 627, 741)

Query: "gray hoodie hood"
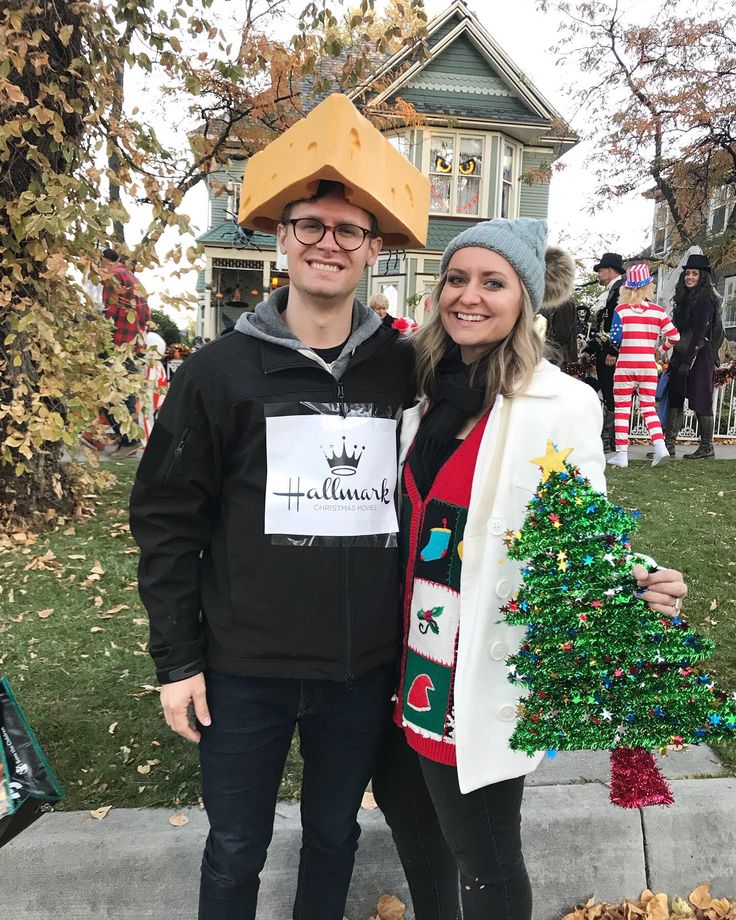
(234, 286, 381, 380)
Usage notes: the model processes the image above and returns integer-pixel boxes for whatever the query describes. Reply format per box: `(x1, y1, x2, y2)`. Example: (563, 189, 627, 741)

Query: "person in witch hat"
(667, 253, 724, 459)
(584, 252, 625, 453)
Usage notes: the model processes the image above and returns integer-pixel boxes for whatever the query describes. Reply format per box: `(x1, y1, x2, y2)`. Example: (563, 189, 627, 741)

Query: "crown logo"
(322, 436, 364, 476)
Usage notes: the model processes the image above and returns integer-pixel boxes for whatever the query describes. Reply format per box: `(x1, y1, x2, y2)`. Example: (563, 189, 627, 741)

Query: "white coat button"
(489, 642, 509, 661)
(498, 704, 517, 722)
(487, 517, 504, 535)
(496, 579, 512, 598)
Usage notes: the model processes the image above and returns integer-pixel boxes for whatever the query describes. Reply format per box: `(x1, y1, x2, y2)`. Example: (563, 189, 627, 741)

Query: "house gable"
(395, 33, 545, 125)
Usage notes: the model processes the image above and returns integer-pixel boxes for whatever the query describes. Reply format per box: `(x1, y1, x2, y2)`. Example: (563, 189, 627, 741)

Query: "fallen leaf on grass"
(93, 596, 104, 608)
(710, 599, 718, 611)
(68, 554, 86, 560)
(37, 608, 54, 618)
(63, 527, 76, 536)
(107, 604, 129, 614)
(123, 547, 139, 554)
(90, 626, 104, 633)
(376, 894, 406, 920)
(137, 764, 151, 774)
(90, 561, 105, 575)
(108, 722, 118, 734)
(133, 617, 147, 626)
(169, 813, 190, 827)
(89, 805, 112, 820)
(361, 790, 378, 810)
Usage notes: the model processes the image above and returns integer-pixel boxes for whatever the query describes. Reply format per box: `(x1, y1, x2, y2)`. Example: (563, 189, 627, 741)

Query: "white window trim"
(422, 130, 489, 219)
(652, 202, 671, 256)
(226, 181, 242, 222)
(386, 129, 412, 163)
(495, 135, 522, 220)
(724, 276, 736, 329)
(708, 184, 736, 234)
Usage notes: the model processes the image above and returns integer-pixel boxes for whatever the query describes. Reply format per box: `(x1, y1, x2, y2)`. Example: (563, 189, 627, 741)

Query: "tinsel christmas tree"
(502, 441, 736, 807)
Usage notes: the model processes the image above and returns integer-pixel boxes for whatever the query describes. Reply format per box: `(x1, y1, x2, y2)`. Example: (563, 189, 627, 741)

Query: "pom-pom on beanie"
(439, 217, 574, 313)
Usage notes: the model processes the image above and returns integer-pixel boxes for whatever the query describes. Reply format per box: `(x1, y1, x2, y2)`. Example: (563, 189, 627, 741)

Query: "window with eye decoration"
(429, 135, 483, 216)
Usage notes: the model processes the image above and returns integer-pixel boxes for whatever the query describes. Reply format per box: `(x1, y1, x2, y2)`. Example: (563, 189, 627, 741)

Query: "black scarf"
(409, 347, 489, 498)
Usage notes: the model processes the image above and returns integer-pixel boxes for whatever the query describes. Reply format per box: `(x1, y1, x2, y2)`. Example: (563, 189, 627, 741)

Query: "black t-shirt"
(312, 339, 349, 364)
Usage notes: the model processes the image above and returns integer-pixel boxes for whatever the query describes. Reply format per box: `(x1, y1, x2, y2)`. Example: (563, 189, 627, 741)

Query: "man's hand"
(631, 564, 687, 618)
(605, 354, 617, 366)
(160, 673, 211, 743)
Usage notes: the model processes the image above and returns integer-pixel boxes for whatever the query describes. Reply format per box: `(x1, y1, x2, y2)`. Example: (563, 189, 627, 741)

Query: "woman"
(666, 253, 724, 459)
(372, 218, 688, 920)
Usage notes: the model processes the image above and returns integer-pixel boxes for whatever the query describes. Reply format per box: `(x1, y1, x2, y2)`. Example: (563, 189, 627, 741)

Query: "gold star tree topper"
(530, 440, 573, 483)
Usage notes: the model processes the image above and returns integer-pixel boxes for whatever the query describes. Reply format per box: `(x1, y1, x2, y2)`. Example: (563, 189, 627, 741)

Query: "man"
(129, 95, 429, 920)
(586, 252, 625, 452)
(101, 247, 150, 457)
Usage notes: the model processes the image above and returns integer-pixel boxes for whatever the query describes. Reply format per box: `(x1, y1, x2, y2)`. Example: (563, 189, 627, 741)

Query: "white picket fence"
(629, 376, 736, 441)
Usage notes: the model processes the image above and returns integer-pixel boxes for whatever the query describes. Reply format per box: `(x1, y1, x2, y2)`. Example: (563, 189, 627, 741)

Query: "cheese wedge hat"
(237, 94, 431, 249)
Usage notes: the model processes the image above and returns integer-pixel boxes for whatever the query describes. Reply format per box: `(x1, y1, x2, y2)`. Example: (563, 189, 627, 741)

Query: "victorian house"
(195, 0, 576, 338)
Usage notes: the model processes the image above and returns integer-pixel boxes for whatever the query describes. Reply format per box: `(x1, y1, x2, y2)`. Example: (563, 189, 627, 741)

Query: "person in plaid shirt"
(101, 248, 151, 457)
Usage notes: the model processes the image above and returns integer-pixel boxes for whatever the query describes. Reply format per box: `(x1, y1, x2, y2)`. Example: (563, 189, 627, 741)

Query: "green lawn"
(1, 459, 734, 812)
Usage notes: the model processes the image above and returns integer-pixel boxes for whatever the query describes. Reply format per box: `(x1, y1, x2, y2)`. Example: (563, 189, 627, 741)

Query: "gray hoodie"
(235, 286, 381, 380)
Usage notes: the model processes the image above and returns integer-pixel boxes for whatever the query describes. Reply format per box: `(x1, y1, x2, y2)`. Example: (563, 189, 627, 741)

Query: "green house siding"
(356, 270, 369, 304)
(426, 217, 478, 253)
(395, 35, 538, 121)
(518, 150, 550, 220)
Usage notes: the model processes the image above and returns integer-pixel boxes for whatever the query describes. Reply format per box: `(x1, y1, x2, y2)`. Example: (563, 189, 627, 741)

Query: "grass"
(0, 460, 301, 812)
(606, 459, 736, 771)
(1, 458, 734, 811)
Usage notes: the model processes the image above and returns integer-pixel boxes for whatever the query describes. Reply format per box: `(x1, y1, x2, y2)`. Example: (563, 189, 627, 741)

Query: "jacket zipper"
(337, 377, 353, 681)
(165, 427, 191, 481)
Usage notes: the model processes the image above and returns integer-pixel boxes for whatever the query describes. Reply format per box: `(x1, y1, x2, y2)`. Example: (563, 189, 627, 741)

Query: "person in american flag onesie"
(606, 263, 679, 468)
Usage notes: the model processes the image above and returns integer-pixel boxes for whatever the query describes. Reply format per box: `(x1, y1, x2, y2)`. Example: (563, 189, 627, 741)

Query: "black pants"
(198, 666, 395, 920)
(373, 725, 532, 920)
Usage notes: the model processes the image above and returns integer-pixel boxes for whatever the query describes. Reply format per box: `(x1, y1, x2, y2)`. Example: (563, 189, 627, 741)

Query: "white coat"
(399, 360, 606, 793)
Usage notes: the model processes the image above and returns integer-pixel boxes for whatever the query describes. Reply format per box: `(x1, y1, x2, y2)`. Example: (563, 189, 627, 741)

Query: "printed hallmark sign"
(265, 415, 398, 536)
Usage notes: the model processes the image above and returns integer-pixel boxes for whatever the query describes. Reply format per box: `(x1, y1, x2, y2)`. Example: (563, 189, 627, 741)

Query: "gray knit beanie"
(439, 218, 574, 313)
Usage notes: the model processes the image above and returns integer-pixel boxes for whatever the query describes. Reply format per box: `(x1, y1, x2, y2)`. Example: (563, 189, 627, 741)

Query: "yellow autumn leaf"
(89, 805, 112, 820)
(644, 892, 668, 920)
(169, 813, 190, 827)
(689, 885, 712, 909)
(376, 894, 406, 920)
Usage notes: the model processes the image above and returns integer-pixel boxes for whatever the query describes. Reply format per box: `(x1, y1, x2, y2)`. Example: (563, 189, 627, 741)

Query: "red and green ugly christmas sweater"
(395, 411, 490, 765)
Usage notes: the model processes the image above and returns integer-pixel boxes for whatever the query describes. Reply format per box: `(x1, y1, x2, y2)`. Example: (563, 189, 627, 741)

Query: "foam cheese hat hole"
(238, 94, 431, 249)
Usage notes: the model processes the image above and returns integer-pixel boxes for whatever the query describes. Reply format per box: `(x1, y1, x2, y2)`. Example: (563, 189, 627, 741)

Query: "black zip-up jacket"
(129, 315, 416, 685)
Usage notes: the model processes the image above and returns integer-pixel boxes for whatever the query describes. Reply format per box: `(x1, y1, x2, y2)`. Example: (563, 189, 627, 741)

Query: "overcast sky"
(134, 0, 662, 317)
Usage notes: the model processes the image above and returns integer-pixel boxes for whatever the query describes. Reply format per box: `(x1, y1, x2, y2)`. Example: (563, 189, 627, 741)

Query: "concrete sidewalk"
(4, 746, 734, 920)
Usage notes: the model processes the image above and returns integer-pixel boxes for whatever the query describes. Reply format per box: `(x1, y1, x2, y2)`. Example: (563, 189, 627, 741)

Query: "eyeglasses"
(286, 218, 375, 252)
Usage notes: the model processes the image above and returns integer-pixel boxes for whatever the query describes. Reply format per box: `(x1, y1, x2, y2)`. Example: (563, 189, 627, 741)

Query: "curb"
(4, 777, 735, 919)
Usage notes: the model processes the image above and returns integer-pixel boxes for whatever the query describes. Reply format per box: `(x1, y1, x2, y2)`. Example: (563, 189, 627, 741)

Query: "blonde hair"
(619, 281, 655, 305)
(412, 272, 544, 408)
(369, 292, 389, 310)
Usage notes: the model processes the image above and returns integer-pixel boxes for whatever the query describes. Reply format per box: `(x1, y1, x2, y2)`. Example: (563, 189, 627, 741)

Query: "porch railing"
(629, 376, 736, 441)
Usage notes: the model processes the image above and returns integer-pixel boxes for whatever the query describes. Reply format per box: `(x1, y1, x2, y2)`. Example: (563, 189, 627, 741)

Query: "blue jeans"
(198, 666, 395, 920)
